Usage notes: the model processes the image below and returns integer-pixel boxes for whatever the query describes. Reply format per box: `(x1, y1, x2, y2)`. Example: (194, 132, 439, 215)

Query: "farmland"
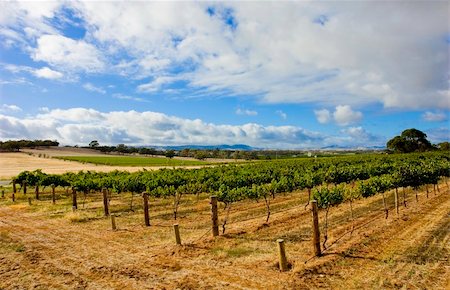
(0, 177, 449, 289)
(0, 147, 227, 179)
(0, 151, 449, 289)
(54, 155, 212, 166)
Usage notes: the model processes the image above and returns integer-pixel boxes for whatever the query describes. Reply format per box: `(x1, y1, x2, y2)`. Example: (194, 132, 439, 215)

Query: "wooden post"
(1, 190, 4, 199)
(72, 187, 77, 210)
(28, 197, 32, 205)
(22, 181, 27, 194)
(12, 192, 15, 202)
(142, 192, 150, 227)
(174, 224, 181, 245)
(210, 196, 219, 237)
(311, 200, 321, 257)
(102, 188, 109, 216)
(277, 239, 288, 271)
(12, 180, 16, 194)
(394, 188, 399, 215)
(51, 184, 56, 204)
(35, 185, 39, 200)
(111, 214, 117, 230)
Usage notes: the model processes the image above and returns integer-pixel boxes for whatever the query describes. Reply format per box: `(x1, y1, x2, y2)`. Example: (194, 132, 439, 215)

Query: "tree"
(165, 150, 176, 159)
(89, 140, 99, 148)
(387, 128, 433, 153)
(438, 142, 450, 151)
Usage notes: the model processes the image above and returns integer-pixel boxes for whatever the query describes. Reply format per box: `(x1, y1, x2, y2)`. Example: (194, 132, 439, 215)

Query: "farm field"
(0, 182, 449, 289)
(0, 148, 226, 180)
(54, 155, 212, 166)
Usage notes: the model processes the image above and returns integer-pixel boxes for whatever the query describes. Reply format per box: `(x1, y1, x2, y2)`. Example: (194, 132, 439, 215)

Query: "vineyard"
(1, 152, 449, 288)
(10, 152, 450, 216)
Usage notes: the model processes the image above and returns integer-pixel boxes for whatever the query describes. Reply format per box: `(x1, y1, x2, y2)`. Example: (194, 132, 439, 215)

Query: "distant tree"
(116, 144, 127, 153)
(387, 128, 433, 153)
(89, 140, 99, 148)
(165, 149, 176, 159)
(180, 148, 191, 157)
(193, 150, 209, 160)
(139, 147, 157, 155)
(438, 141, 450, 151)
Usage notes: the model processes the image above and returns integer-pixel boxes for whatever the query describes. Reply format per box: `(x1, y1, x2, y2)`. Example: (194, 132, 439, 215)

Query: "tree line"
(0, 140, 59, 152)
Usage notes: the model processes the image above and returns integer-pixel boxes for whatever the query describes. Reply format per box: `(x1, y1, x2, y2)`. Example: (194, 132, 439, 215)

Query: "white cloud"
(315, 105, 362, 126)
(314, 109, 331, 124)
(32, 34, 104, 73)
(113, 94, 147, 102)
(276, 110, 287, 120)
(0, 107, 385, 148)
(137, 76, 181, 93)
(333, 105, 363, 126)
(422, 111, 448, 122)
(33, 67, 63, 79)
(1, 2, 448, 109)
(236, 108, 258, 116)
(0, 104, 22, 112)
(3, 63, 64, 80)
(83, 83, 106, 94)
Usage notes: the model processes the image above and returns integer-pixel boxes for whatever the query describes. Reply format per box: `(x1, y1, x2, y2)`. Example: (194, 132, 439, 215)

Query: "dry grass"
(0, 149, 223, 180)
(0, 183, 449, 289)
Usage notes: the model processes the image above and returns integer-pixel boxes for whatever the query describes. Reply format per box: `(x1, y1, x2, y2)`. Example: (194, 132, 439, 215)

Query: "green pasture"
(54, 155, 210, 166)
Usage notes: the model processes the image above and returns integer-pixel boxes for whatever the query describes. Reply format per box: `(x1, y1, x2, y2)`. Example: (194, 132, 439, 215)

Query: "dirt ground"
(0, 182, 448, 289)
(0, 147, 229, 180)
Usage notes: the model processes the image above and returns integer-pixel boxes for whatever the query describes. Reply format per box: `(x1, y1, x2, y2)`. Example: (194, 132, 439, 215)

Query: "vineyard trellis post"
(22, 181, 27, 194)
(111, 214, 117, 230)
(143, 192, 150, 227)
(311, 200, 321, 257)
(1, 190, 4, 199)
(102, 188, 109, 216)
(394, 188, 399, 215)
(211, 195, 219, 237)
(277, 239, 288, 271)
(72, 187, 78, 210)
(12, 192, 15, 202)
(51, 184, 56, 204)
(173, 224, 181, 245)
(35, 185, 39, 200)
(12, 179, 16, 194)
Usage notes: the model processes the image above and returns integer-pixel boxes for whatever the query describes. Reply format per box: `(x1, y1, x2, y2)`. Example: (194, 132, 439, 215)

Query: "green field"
(54, 155, 210, 166)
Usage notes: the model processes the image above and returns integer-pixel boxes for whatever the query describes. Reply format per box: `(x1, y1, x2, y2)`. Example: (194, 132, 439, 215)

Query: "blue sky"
(0, 1, 449, 149)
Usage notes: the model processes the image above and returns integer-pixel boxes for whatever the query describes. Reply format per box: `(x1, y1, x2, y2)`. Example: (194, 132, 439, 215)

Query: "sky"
(0, 1, 449, 149)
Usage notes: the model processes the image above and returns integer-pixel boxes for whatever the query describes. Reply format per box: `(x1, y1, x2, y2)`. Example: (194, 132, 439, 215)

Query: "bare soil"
(0, 147, 233, 180)
(0, 182, 448, 289)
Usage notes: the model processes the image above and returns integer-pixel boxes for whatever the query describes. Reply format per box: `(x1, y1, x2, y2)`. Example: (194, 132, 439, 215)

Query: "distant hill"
(157, 144, 255, 151)
(320, 145, 386, 150)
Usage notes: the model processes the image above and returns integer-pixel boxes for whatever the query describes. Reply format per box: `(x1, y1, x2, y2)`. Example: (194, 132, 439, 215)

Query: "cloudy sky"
(0, 1, 449, 149)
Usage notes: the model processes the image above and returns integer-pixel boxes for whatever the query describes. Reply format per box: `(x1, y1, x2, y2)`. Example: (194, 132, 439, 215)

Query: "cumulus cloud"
(33, 67, 63, 79)
(422, 111, 448, 122)
(314, 109, 331, 124)
(32, 34, 104, 73)
(236, 108, 258, 116)
(333, 105, 363, 126)
(1, 2, 447, 109)
(0, 104, 22, 112)
(83, 83, 106, 94)
(315, 105, 362, 126)
(0, 107, 385, 148)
